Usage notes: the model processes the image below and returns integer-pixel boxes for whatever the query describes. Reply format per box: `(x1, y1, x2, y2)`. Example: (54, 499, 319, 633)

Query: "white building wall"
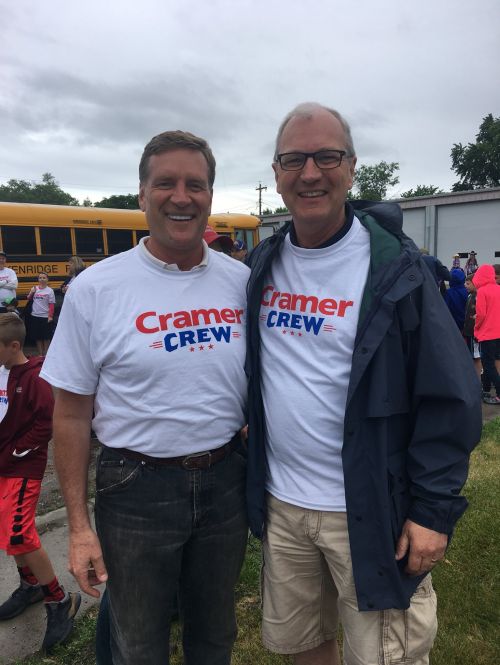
(435, 200, 500, 267)
(401, 208, 426, 249)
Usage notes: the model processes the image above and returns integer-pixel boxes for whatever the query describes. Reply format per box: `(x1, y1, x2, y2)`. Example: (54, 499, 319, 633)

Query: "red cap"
(203, 227, 233, 251)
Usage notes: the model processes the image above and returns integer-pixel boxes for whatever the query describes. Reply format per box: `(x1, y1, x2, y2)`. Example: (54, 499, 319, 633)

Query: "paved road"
(0, 507, 101, 664)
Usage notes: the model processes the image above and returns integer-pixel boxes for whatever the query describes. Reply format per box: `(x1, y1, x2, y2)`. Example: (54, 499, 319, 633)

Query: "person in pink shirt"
(27, 273, 55, 356)
(473, 264, 500, 404)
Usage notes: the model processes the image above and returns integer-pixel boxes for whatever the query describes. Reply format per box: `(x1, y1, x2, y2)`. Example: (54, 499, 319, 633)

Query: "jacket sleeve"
(14, 375, 54, 452)
(3, 270, 18, 291)
(435, 260, 450, 282)
(406, 277, 482, 534)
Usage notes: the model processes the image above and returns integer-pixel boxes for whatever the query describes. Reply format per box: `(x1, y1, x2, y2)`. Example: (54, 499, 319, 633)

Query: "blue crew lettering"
(276, 312, 290, 327)
(163, 326, 232, 352)
(266, 310, 324, 335)
(210, 326, 231, 342)
(197, 328, 211, 343)
(302, 316, 324, 335)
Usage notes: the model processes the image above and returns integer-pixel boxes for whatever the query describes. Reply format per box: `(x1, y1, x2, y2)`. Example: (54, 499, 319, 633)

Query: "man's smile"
(298, 191, 327, 198)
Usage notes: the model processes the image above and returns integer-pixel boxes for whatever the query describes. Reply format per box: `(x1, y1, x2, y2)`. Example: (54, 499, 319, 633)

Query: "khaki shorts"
(262, 494, 438, 664)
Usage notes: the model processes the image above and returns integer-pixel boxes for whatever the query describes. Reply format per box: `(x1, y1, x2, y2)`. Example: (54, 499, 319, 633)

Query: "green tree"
(400, 185, 444, 198)
(82, 197, 94, 207)
(261, 205, 289, 215)
(0, 172, 79, 205)
(451, 114, 500, 191)
(94, 194, 140, 209)
(352, 161, 399, 200)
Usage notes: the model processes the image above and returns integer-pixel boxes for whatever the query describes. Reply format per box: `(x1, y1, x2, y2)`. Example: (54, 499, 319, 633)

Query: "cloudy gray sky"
(1, 0, 499, 214)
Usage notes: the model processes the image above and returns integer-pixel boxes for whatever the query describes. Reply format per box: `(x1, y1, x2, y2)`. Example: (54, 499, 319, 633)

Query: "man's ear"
(208, 189, 213, 217)
(138, 185, 146, 212)
(272, 162, 281, 195)
(348, 156, 357, 190)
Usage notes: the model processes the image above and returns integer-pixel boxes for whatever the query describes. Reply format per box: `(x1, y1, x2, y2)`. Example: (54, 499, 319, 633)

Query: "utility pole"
(256, 182, 267, 217)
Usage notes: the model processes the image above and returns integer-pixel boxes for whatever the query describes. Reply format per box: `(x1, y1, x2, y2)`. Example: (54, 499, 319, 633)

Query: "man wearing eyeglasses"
(245, 103, 481, 664)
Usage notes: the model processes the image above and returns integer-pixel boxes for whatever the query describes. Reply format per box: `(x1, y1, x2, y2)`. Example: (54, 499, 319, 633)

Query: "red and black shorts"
(0, 477, 42, 555)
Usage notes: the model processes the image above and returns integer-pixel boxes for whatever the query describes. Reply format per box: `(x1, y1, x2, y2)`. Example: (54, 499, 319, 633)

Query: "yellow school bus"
(0, 202, 260, 303)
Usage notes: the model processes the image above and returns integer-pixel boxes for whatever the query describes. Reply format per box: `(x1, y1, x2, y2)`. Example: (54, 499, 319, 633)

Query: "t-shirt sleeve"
(40, 290, 98, 395)
(48, 288, 55, 304)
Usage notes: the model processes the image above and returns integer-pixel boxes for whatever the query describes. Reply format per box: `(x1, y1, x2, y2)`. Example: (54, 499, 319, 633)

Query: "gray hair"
(273, 102, 355, 161)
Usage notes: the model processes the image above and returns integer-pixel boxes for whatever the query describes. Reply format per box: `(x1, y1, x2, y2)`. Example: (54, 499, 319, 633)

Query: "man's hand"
(68, 527, 108, 597)
(395, 519, 448, 576)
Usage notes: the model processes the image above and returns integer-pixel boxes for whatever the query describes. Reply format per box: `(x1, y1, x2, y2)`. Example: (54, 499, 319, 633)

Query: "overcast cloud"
(1, 0, 499, 213)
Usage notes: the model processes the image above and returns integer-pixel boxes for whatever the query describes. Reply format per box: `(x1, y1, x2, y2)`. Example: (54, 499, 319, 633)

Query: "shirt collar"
(289, 202, 355, 249)
(138, 236, 209, 271)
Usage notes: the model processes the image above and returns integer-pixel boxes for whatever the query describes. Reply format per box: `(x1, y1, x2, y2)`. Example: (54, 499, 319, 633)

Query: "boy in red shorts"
(0, 313, 80, 652)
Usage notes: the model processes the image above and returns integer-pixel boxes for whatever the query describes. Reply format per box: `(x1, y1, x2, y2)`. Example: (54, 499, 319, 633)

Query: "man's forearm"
(53, 390, 95, 532)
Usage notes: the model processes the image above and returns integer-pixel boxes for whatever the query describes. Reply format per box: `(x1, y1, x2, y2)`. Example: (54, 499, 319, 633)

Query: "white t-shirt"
(31, 287, 55, 317)
(260, 216, 370, 511)
(0, 365, 9, 424)
(41, 239, 250, 457)
(0, 267, 18, 303)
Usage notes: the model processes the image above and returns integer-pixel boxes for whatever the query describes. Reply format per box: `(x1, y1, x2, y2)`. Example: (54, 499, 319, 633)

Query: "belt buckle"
(182, 451, 212, 470)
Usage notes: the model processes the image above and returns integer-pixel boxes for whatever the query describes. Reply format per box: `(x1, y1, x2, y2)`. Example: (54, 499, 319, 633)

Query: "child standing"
(473, 265, 500, 404)
(27, 273, 55, 356)
(444, 268, 468, 330)
(0, 313, 81, 652)
(463, 275, 482, 381)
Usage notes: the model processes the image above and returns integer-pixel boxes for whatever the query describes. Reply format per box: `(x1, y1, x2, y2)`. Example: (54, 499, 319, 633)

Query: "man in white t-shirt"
(245, 103, 481, 665)
(0, 252, 18, 312)
(41, 131, 250, 665)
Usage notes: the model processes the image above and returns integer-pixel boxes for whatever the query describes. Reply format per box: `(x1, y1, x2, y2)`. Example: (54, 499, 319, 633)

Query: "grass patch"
(15, 606, 99, 665)
(16, 419, 500, 664)
(430, 418, 500, 665)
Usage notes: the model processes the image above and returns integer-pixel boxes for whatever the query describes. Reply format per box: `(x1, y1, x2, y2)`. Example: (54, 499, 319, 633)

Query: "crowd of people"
(0, 102, 493, 665)
(431, 251, 500, 405)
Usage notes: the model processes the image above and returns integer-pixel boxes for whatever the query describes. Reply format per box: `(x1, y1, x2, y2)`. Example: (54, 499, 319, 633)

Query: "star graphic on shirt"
(298, 333, 303, 337)
(189, 347, 195, 352)
(199, 345, 205, 351)
(282, 330, 287, 334)
(290, 331, 295, 336)
(208, 344, 214, 350)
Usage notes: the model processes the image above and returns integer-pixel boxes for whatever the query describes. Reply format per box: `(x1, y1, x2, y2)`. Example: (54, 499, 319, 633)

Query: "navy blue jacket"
(245, 201, 482, 611)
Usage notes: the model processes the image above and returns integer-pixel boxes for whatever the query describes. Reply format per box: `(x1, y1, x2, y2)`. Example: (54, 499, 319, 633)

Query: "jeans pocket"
(96, 455, 142, 494)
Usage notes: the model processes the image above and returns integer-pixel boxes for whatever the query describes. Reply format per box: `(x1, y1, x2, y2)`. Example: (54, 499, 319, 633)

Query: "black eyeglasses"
(276, 149, 349, 171)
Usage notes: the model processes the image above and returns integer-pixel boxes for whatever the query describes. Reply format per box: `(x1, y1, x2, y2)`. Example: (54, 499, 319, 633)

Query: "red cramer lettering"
(136, 311, 159, 334)
(260, 285, 354, 317)
(135, 307, 245, 333)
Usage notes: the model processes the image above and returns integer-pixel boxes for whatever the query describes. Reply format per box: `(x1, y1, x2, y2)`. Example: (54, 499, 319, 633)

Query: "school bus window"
(1, 226, 37, 255)
(39, 226, 72, 255)
(136, 229, 149, 243)
(235, 229, 255, 251)
(107, 229, 134, 254)
(75, 228, 104, 255)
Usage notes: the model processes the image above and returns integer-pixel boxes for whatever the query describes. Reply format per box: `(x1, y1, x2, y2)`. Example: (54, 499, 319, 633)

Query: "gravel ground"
(37, 439, 100, 516)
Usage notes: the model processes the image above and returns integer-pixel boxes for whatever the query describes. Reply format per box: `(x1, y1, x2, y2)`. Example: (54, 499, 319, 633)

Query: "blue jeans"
(95, 443, 248, 665)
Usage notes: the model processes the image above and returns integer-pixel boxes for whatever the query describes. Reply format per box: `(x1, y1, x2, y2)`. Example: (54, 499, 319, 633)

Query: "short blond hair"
(0, 312, 26, 346)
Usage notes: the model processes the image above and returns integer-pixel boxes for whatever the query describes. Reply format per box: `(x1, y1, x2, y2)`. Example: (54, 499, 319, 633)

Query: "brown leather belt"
(107, 432, 241, 470)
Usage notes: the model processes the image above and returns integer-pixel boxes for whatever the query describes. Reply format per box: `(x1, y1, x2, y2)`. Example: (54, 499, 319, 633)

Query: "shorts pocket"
(382, 574, 437, 663)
